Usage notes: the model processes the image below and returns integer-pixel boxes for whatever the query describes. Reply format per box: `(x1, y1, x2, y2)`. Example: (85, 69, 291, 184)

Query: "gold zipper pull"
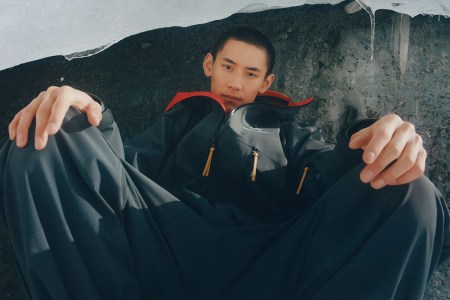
(202, 146, 215, 177)
(250, 148, 259, 182)
(296, 167, 310, 195)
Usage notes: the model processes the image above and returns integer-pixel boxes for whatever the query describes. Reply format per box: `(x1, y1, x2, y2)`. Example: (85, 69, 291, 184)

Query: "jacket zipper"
(201, 102, 286, 178)
(250, 147, 259, 182)
(202, 144, 215, 176)
(202, 113, 226, 177)
(296, 166, 310, 195)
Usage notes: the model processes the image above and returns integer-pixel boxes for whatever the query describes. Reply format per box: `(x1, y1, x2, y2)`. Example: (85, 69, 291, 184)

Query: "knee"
(399, 176, 443, 233)
(6, 107, 84, 150)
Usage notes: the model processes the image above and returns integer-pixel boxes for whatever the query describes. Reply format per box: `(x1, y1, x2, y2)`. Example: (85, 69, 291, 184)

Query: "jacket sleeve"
(88, 93, 125, 159)
(288, 119, 376, 202)
(89, 93, 186, 167)
(122, 106, 189, 181)
(324, 119, 377, 184)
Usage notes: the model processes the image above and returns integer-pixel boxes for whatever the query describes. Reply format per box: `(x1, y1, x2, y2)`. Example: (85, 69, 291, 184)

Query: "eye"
(248, 72, 258, 78)
(223, 64, 232, 70)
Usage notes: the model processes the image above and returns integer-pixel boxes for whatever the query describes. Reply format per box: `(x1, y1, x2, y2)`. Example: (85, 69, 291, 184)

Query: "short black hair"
(211, 27, 275, 76)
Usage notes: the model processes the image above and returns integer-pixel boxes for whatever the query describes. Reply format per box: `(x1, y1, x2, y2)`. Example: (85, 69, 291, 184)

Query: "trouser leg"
(285, 163, 448, 300)
(0, 109, 141, 299)
(1, 109, 448, 300)
(214, 164, 449, 300)
(0, 109, 185, 299)
(302, 168, 448, 300)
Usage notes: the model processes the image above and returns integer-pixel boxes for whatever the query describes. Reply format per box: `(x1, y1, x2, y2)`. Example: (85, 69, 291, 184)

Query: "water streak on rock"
(355, 0, 376, 60)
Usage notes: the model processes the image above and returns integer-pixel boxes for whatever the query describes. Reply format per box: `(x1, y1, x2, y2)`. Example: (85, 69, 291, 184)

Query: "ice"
(0, 0, 449, 71)
(355, 0, 376, 60)
(360, 0, 450, 18)
(392, 13, 411, 77)
(64, 43, 113, 61)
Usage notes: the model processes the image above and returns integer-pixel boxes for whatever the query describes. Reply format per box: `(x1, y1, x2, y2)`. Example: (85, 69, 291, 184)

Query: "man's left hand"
(349, 114, 426, 189)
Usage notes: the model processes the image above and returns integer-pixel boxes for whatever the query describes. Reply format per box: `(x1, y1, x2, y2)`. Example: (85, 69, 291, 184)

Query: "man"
(1, 27, 449, 299)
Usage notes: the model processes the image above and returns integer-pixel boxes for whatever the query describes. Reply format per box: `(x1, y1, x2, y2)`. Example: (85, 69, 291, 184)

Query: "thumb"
(349, 127, 372, 150)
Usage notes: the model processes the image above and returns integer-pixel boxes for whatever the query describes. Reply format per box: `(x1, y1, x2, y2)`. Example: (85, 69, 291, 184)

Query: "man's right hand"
(8, 86, 102, 150)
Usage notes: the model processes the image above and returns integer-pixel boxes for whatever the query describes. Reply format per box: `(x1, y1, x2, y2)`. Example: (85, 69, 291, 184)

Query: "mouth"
(221, 95, 241, 103)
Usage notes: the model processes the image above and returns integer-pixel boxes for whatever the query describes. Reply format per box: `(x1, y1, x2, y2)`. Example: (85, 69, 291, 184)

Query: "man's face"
(203, 39, 274, 113)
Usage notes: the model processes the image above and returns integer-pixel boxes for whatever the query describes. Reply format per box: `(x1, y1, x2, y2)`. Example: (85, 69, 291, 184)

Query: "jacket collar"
(164, 91, 315, 113)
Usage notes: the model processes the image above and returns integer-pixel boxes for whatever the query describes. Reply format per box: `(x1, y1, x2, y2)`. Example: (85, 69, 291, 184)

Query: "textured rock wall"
(0, 3, 449, 299)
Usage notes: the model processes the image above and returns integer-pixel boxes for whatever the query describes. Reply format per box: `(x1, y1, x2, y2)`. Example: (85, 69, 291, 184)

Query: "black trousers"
(1, 109, 449, 300)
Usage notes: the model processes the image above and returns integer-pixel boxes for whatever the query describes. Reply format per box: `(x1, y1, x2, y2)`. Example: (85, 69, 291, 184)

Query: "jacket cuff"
(86, 92, 106, 112)
(84, 93, 116, 133)
(343, 119, 378, 142)
(331, 119, 379, 180)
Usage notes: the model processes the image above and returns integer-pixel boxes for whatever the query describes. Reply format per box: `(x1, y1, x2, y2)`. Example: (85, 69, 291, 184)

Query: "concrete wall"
(0, 3, 449, 299)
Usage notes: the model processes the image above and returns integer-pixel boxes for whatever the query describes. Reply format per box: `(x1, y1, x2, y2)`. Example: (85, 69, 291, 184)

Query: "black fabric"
(124, 96, 363, 222)
(0, 93, 449, 300)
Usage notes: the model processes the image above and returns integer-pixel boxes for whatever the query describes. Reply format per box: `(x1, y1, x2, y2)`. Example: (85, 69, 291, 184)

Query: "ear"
(258, 74, 275, 94)
(203, 53, 213, 77)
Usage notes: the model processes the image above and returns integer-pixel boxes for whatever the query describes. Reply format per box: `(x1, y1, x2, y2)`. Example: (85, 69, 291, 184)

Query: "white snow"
(0, 0, 448, 71)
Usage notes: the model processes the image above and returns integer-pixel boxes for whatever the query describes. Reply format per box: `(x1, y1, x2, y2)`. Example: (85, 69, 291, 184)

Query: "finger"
(362, 115, 402, 164)
(368, 137, 421, 189)
(362, 127, 412, 182)
(46, 90, 74, 135)
(349, 127, 371, 150)
(15, 97, 42, 148)
(34, 90, 57, 150)
(84, 100, 103, 126)
(47, 88, 101, 132)
(370, 134, 426, 188)
(8, 111, 22, 140)
(390, 148, 427, 186)
(360, 126, 419, 186)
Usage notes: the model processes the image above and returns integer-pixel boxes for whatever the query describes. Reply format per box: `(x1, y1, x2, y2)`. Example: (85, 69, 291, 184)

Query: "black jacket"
(122, 91, 371, 223)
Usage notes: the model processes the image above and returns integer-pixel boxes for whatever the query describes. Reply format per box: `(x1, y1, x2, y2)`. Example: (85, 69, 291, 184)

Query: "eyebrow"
(222, 57, 262, 73)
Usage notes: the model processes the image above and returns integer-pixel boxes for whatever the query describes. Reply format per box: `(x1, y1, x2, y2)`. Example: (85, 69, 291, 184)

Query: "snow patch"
(0, 0, 449, 71)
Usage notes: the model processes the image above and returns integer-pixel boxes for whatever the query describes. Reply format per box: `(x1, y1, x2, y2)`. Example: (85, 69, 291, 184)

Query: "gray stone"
(0, 3, 449, 299)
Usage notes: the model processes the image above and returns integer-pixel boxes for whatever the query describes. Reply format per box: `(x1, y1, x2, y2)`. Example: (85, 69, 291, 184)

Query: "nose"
(227, 75, 243, 91)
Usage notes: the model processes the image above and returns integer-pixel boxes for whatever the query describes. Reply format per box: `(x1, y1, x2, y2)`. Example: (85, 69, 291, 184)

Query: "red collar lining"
(165, 91, 313, 112)
(165, 92, 225, 113)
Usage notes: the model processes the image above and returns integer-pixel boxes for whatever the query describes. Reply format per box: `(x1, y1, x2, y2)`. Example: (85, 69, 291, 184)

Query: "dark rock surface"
(0, 3, 449, 299)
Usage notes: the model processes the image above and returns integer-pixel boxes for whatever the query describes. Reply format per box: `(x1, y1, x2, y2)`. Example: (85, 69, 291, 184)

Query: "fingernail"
(349, 133, 358, 143)
(350, 133, 359, 141)
(361, 169, 374, 183)
(35, 137, 44, 150)
(372, 178, 386, 189)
